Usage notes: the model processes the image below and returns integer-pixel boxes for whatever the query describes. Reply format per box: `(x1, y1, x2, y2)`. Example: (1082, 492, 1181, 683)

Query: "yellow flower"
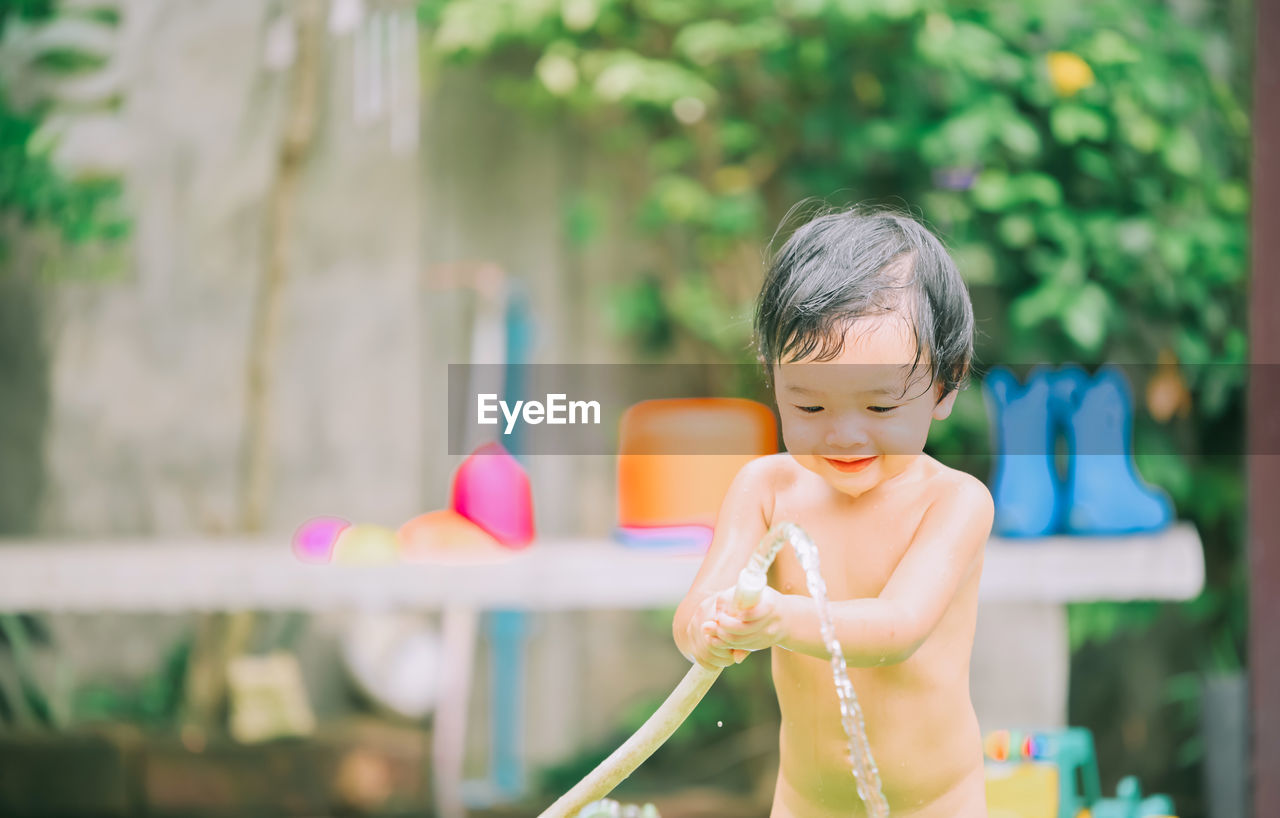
(1047, 51, 1095, 97)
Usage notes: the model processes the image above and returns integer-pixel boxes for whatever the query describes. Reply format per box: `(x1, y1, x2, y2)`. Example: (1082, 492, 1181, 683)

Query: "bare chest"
(767, 496, 928, 602)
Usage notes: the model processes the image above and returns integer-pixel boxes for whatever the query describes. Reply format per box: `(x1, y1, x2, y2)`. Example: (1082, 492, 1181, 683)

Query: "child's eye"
(795, 405, 824, 414)
(868, 405, 900, 414)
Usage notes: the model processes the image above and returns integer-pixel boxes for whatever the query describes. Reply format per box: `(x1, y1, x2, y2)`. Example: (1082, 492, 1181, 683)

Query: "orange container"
(617, 398, 778, 529)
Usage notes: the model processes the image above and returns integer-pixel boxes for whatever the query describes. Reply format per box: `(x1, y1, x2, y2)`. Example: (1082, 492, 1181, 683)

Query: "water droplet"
(716, 720, 723, 728)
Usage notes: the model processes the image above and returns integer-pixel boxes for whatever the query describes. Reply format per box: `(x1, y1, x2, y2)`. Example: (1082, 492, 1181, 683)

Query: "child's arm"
(672, 456, 779, 670)
(716, 474, 993, 666)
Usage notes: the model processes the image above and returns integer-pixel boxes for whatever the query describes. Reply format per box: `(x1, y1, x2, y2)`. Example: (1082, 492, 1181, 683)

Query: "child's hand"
(713, 586, 788, 654)
(684, 594, 739, 671)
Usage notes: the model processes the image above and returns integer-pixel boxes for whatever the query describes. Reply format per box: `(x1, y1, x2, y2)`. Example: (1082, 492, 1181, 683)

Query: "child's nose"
(824, 420, 870, 449)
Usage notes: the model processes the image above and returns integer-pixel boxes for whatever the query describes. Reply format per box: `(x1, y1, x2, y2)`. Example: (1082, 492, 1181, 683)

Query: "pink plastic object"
(292, 516, 351, 563)
(450, 441, 535, 548)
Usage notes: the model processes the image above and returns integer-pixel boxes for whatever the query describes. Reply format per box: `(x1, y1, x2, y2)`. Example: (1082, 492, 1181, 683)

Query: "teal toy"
(1091, 776, 1176, 818)
(984, 727, 1176, 818)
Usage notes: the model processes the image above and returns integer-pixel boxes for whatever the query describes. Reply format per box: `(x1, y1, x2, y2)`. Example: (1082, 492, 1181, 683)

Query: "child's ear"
(932, 387, 958, 420)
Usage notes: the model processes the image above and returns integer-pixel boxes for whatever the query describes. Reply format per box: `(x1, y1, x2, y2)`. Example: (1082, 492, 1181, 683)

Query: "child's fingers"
(707, 631, 736, 654)
(700, 622, 736, 658)
(716, 620, 779, 652)
(714, 626, 745, 650)
(734, 602, 770, 621)
(732, 648, 748, 664)
(715, 613, 745, 630)
(697, 629, 734, 667)
(703, 629, 739, 659)
(707, 641, 734, 662)
(717, 621, 755, 638)
(694, 647, 733, 671)
(702, 620, 730, 640)
(715, 629, 760, 652)
(716, 614, 767, 637)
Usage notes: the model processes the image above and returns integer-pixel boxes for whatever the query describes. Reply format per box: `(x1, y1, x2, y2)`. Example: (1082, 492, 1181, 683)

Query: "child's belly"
(770, 649, 984, 817)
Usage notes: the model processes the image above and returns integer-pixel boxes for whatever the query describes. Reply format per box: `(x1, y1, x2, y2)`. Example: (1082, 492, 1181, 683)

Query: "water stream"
(761, 522, 890, 817)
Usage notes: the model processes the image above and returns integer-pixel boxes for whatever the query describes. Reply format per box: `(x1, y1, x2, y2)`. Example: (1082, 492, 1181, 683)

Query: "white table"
(0, 524, 1204, 611)
(0, 524, 1204, 816)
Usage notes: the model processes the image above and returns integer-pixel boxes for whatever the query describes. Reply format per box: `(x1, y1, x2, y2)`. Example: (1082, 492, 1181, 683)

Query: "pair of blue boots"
(984, 365, 1174, 538)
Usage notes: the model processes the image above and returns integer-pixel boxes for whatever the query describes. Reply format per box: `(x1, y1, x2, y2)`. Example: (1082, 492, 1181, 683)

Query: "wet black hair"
(753, 204, 975, 399)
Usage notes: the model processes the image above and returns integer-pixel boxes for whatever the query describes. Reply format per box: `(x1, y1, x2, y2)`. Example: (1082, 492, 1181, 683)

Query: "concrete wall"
(39, 0, 424, 537)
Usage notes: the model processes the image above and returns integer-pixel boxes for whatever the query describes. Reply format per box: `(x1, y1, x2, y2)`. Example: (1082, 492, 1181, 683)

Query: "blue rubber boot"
(1053, 365, 1174, 535)
(984, 367, 1062, 537)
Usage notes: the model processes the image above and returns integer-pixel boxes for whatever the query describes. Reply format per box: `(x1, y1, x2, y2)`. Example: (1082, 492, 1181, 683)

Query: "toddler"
(673, 207, 994, 817)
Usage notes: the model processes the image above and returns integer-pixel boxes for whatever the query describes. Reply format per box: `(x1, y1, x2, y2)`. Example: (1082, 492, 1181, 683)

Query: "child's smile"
(822, 454, 879, 473)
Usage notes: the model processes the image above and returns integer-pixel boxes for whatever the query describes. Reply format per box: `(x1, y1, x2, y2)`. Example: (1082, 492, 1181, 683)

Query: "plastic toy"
(397, 509, 511, 563)
(984, 368, 1062, 537)
(1053, 366, 1173, 535)
(613, 524, 713, 550)
(341, 611, 442, 720)
(451, 441, 536, 548)
(616, 398, 776, 541)
(984, 728, 1176, 818)
(331, 523, 400, 564)
(291, 516, 351, 563)
(984, 366, 1173, 537)
(292, 441, 535, 565)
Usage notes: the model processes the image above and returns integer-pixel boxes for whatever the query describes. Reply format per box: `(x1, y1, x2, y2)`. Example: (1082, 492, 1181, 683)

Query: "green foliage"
(0, 106, 126, 248)
(72, 637, 191, 727)
(418, 0, 1247, 367)
(0, 1, 128, 256)
(0, 1, 56, 30)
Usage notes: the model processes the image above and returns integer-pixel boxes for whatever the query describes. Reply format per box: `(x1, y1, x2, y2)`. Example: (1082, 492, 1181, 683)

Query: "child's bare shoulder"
(917, 457, 995, 529)
(737, 453, 816, 494)
(728, 454, 811, 511)
(919, 456, 990, 492)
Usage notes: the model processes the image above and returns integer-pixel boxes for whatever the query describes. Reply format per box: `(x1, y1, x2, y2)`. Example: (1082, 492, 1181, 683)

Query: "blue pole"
(488, 283, 534, 800)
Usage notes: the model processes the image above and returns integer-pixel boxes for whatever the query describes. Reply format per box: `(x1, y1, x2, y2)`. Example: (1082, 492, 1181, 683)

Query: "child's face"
(773, 314, 957, 499)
